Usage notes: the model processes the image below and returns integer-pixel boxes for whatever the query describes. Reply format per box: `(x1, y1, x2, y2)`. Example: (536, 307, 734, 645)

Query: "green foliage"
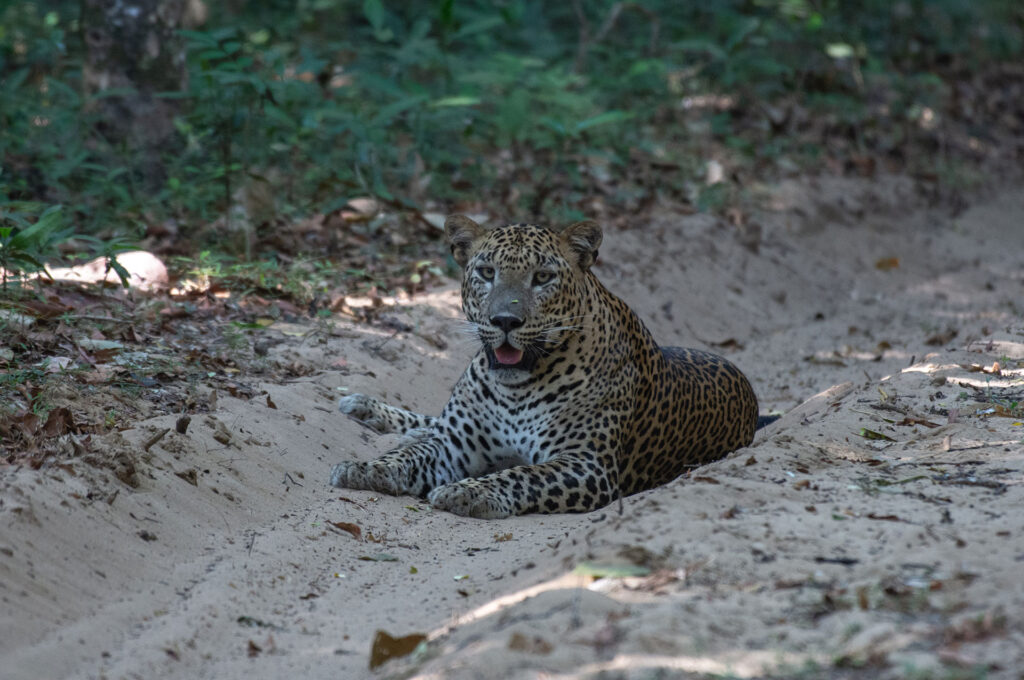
(1, 0, 1022, 241)
(76, 232, 139, 288)
(0, 204, 73, 288)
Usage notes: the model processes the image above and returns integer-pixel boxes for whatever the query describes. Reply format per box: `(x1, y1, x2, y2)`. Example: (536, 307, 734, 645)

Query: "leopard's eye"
(476, 266, 495, 281)
(532, 271, 556, 286)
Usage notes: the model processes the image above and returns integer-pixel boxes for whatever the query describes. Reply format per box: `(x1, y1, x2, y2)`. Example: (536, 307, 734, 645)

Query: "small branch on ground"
(143, 428, 170, 451)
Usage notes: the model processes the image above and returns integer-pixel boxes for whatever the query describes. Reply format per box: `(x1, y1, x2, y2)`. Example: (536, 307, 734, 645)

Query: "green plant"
(0, 204, 73, 290)
(76, 232, 140, 288)
(2, 0, 1022, 246)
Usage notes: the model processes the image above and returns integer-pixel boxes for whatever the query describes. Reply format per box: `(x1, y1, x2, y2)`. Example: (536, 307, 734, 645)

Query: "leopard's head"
(445, 215, 601, 381)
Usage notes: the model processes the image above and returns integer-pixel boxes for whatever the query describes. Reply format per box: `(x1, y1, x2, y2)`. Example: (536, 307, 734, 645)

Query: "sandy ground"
(2, 177, 1023, 679)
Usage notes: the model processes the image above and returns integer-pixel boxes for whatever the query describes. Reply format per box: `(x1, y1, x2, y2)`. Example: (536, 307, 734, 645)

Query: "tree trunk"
(80, 0, 192, 182)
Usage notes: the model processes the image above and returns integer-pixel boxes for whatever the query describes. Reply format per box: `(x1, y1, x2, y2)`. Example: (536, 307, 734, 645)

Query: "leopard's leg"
(428, 450, 616, 519)
(338, 393, 436, 436)
(329, 435, 468, 498)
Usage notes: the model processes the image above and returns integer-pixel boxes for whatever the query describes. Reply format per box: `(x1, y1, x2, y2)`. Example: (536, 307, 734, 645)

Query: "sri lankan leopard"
(329, 215, 771, 518)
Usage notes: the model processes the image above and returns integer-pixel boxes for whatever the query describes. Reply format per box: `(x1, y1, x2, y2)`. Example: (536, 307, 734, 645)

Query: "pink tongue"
(494, 344, 524, 365)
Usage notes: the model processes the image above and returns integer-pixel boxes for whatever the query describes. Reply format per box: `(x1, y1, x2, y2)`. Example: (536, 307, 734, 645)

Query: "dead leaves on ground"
(507, 631, 554, 655)
(0, 406, 91, 463)
(369, 630, 427, 670)
(874, 256, 900, 271)
(330, 521, 362, 540)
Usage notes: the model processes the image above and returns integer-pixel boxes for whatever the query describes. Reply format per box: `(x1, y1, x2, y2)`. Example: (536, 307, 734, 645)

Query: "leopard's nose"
(490, 314, 524, 333)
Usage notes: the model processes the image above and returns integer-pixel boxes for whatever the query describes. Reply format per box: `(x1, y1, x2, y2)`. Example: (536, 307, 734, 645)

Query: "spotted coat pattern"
(330, 217, 760, 518)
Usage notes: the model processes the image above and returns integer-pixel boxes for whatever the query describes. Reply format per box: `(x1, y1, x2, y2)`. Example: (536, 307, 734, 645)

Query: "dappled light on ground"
(1, 251, 169, 291)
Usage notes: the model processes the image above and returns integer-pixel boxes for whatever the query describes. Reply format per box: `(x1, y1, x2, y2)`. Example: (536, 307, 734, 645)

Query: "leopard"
(329, 215, 773, 518)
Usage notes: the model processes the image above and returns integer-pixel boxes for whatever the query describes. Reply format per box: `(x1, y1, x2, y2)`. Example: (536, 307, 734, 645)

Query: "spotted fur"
(330, 216, 761, 518)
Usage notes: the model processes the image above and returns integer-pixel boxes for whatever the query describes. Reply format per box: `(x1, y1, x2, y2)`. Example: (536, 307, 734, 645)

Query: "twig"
(932, 475, 1007, 494)
(284, 472, 304, 487)
(869, 403, 911, 415)
(371, 329, 400, 352)
(573, 2, 660, 73)
(571, 0, 591, 74)
(143, 427, 170, 451)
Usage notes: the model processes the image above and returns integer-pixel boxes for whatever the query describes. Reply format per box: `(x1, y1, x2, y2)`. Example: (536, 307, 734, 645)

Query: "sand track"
(2, 178, 1022, 679)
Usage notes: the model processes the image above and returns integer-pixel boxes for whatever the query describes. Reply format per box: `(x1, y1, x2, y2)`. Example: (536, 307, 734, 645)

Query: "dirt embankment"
(2, 178, 1023, 679)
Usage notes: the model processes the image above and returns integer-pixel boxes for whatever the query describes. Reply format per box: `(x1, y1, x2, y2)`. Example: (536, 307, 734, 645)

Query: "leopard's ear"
(561, 220, 602, 270)
(445, 215, 486, 268)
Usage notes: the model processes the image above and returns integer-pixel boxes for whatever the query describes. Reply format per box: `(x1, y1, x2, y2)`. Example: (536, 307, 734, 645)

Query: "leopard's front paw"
(338, 393, 389, 433)
(428, 481, 511, 519)
(329, 460, 411, 495)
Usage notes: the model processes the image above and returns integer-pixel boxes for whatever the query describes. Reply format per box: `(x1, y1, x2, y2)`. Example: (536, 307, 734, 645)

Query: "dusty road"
(2, 178, 1022, 679)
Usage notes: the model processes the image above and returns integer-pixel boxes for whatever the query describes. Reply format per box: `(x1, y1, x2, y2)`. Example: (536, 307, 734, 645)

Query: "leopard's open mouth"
(493, 344, 523, 365)
(485, 343, 538, 372)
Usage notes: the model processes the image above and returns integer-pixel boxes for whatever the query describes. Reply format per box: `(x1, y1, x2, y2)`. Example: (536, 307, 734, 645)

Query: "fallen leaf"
(508, 632, 554, 655)
(16, 298, 72, 319)
(493, 533, 513, 543)
(0, 309, 36, 326)
(247, 640, 262, 658)
(925, 328, 957, 346)
(368, 630, 426, 670)
(40, 356, 74, 373)
(331, 521, 362, 540)
(874, 256, 899, 271)
(266, 395, 277, 409)
(857, 586, 870, 610)
(358, 553, 397, 562)
(858, 428, 895, 442)
(895, 416, 941, 428)
(78, 338, 124, 352)
(41, 407, 77, 437)
(237, 615, 281, 630)
(692, 475, 720, 484)
(990, 404, 1023, 418)
(710, 338, 744, 350)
